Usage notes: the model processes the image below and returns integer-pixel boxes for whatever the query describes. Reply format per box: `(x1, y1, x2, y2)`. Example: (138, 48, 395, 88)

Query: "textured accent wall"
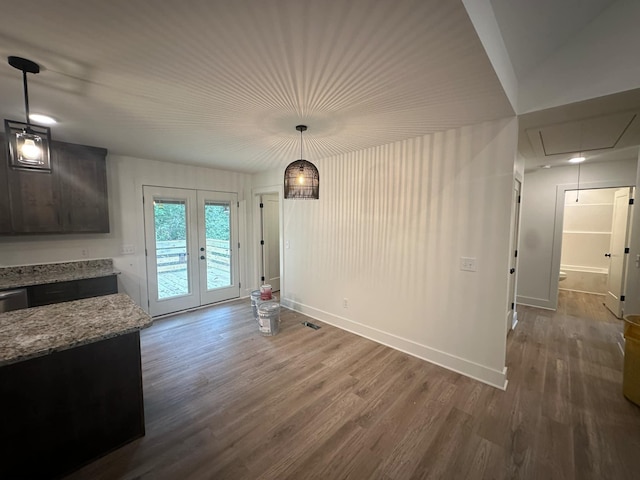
(258, 118, 519, 388)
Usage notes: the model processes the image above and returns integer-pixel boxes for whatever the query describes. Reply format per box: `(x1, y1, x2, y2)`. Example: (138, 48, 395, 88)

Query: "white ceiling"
(0, 0, 638, 173)
(518, 88, 640, 171)
(0, 0, 513, 173)
(490, 0, 616, 80)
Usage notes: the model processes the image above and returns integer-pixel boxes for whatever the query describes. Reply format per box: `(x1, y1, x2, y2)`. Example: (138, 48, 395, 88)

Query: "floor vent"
(302, 321, 321, 330)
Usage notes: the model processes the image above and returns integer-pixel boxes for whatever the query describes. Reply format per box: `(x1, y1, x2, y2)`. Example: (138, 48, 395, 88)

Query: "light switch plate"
(460, 257, 477, 272)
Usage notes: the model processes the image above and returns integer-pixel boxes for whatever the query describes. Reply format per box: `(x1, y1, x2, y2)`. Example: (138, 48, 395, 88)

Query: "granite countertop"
(0, 293, 153, 367)
(0, 259, 120, 290)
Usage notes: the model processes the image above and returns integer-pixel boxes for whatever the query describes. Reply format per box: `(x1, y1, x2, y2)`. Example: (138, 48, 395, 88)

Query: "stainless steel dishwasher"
(0, 289, 28, 312)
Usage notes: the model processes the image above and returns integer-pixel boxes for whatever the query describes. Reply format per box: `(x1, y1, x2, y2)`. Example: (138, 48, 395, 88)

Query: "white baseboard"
(281, 298, 508, 390)
(558, 288, 606, 296)
(517, 295, 556, 310)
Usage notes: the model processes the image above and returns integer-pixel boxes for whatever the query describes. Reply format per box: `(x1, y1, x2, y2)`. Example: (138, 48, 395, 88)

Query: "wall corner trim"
(281, 298, 508, 390)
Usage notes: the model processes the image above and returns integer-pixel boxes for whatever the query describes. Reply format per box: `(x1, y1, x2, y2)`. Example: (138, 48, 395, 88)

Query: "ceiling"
(490, 0, 617, 81)
(0, 0, 638, 173)
(518, 88, 640, 171)
(0, 0, 513, 173)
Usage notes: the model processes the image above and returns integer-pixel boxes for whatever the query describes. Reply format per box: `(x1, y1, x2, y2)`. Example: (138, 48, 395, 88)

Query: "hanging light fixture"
(4, 56, 52, 171)
(284, 125, 319, 199)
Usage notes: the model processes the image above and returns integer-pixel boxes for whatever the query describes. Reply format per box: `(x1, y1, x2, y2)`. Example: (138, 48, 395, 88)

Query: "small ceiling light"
(284, 125, 319, 199)
(541, 165, 551, 169)
(569, 156, 585, 163)
(4, 56, 52, 171)
(29, 114, 57, 125)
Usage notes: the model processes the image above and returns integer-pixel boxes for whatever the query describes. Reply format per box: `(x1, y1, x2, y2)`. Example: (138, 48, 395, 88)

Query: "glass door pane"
(154, 199, 190, 299)
(204, 201, 232, 290)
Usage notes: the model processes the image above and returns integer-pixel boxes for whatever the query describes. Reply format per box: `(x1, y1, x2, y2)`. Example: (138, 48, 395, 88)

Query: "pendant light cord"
(576, 162, 581, 202)
(22, 69, 30, 125)
(300, 128, 304, 160)
(576, 122, 583, 203)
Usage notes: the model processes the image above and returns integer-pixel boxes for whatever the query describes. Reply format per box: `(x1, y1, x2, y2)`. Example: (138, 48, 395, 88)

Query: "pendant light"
(284, 125, 319, 199)
(4, 56, 52, 171)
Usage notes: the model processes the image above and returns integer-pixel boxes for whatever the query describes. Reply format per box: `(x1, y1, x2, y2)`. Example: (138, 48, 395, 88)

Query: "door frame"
(550, 180, 635, 310)
(143, 185, 240, 317)
(507, 178, 522, 333)
(252, 185, 284, 296)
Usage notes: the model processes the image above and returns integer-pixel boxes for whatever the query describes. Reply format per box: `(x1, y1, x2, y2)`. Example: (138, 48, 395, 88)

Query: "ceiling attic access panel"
(526, 112, 637, 157)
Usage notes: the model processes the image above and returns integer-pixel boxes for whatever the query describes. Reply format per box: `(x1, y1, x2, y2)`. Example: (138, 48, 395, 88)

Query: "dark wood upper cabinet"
(55, 142, 109, 233)
(0, 144, 12, 233)
(0, 134, 109, 234)
(6, 155, 62, 233)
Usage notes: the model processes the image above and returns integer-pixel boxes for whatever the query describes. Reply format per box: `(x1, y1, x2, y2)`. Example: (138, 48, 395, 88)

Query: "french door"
(143, 186, 239, 317)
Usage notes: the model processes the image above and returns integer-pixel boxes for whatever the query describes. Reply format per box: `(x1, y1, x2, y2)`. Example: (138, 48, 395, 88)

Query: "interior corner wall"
(517, 158, 638, 309)
(0, 155, 253, 311)
(259, 117, 518, 388)
(518, 0, 640, 113)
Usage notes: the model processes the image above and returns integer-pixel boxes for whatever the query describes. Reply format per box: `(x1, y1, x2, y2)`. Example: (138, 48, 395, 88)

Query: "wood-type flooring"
(67, 290, 640, 479)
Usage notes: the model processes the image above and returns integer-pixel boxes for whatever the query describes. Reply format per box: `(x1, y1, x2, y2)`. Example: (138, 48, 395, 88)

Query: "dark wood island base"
(0, 331, 145, 479)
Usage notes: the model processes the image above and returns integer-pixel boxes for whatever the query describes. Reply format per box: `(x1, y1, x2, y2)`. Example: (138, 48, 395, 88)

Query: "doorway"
(260, 193, 280, 292)
(143, 186, 240, 317)
(253, 188, 283, 294)
(557, 186, 633, 317)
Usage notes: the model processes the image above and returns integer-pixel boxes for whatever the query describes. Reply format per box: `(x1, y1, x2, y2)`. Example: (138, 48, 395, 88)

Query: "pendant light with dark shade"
(284, 125, 319, 199)
(4, 56, 52, 171)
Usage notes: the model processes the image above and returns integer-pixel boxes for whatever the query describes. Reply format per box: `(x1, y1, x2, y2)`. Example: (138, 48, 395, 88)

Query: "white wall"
(254, 117, 519, 388)
(518, 158, 637, 309)
(0, 155, 253, 310)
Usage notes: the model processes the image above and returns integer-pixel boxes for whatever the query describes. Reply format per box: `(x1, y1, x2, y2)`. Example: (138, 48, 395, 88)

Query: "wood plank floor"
(66, 291, 640, 479)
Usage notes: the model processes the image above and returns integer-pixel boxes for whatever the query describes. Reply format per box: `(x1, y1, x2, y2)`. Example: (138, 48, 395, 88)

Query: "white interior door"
(262, 194, 280, 292)
(605, 187, 632, 318)
(507, 180, 521, 333)
(144, 186, 239, 317)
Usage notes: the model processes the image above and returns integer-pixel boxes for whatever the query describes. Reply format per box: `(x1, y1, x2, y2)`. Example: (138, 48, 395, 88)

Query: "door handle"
(510, 268, 515, 274)
(605, 253, 611, 257)
(200, 247, 205, 251)
(200, 255, 205, 260)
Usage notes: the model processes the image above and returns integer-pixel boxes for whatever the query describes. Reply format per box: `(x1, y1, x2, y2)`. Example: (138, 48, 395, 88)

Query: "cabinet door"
(6, 154, 62, 233)
(55, 142, 109, 233)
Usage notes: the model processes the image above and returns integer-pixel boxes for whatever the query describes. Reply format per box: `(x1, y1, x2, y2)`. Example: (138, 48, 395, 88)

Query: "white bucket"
(258, 301, 280, 336)
(250, 290, 261, 321)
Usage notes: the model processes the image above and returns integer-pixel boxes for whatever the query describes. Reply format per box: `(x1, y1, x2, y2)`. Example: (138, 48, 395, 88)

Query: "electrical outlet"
(460, 257, 477, 272)
(286, 240, 290, 249)
(343, 298, 348, 308)
(81, 248, 89, 257)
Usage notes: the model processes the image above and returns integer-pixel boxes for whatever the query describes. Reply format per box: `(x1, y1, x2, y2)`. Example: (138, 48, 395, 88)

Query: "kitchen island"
(0, 293, 153, 479)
